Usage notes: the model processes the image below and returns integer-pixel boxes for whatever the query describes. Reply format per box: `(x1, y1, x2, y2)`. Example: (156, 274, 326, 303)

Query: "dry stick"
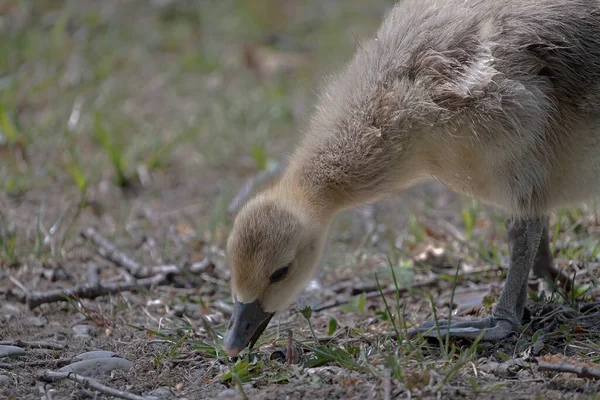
(38, 384, 52, 400)
(383, 369, 391, 400)
(25, 258, 214, 309)
(26, 274, 166, 310)
(325, 265, 495, 296)
(286, 330, 294, 365)
(537, 360, 600, 380)
(0, 287, 26, 303)
(87, 263, 100, 286)
(38, 370, 157, 400)
(316, 263, 506, 312)
(8, 275, 28, 294)
(313, 276, 439, 312)
(0, 357, 73, 369)
(10, 228, 217, 309)
(81, 228, 142, 277)
(81, 228, 214, 279)
(0, 340, 65, 350)
(143, 258, 213, 278)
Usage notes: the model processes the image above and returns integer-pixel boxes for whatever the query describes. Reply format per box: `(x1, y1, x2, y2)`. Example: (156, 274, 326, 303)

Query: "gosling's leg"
(531, 218, 572, 291)
(410, 217, 545, 341)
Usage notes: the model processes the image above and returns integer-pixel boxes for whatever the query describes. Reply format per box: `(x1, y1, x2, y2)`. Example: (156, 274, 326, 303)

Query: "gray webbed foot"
(408, 316, 517, 341)
(409, 217, 546, 343)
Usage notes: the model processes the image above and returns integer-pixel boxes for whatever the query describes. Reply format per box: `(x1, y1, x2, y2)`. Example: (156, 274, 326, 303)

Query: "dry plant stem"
(8, 275, 28, 294)
(0, 357, 73, 369)
(144, 258, 213, 277)
(81, 228, 142, 277)
(383, 370, 391, 400)
(0, 340, 65, 350)
(38, 384, 52, 400)
(26, 275, 167, 309)
(87, 263, 100, 286)
(314, 277, 439, 312)
(286, 330, 295, 365)
(0, 287, 26, 303)
(23, 227, 214, 308)
(81, 227, 213, 278)
(537, 360, 600, 380)
(38, 370, 156, 400)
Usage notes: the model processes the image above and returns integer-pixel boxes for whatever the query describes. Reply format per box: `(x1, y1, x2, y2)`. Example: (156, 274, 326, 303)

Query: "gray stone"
(0, 345, 25, 358)
(73, 351, 117, 361)
(20, 316, 45, 327)
(148, 387, 176, 399)
(2, 304, 22, 315)
(72, 324, 92, 338)
(0, 374, 10, 384)
(57, 357, 133, 378)
(218, 389, 239, 398)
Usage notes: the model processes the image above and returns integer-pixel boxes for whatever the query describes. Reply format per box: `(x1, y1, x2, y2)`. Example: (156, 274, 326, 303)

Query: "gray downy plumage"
(224, 0, 600, 357)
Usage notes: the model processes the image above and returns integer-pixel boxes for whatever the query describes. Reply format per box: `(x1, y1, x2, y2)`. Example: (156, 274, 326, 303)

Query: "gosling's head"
(223, 194, 328, 357)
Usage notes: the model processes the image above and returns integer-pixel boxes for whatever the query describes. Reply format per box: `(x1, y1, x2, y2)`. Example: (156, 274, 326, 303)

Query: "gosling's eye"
(269, 265, 290, 283)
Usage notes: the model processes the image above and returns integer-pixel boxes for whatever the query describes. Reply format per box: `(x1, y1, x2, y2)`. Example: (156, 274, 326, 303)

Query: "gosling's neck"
(269, 154, 407, 225)
(274, 141, 426, 220)
(264, 169, 339, 226)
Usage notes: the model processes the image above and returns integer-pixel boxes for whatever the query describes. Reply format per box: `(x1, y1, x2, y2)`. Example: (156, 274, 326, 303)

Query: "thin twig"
(87, 263, 100, 286)
(143, 258, 213, 278)
(81, 228, 213, 278)
(81, 228, 142, 277)
(38, 383, 52, 400)
(0, 357, 73, 369)
(0, 287, 27, 303)
(38, 370, 158, 400)
(8, 275, 28, 294)
(0, 340, 65, 350)
(22, 228, 214, 308)
(383, 369, 391, 400)
(286, 330, 294, 365)
(313, 277, 439, 312)
(537, 360, 600, 380)
(26, 275, 167, 309)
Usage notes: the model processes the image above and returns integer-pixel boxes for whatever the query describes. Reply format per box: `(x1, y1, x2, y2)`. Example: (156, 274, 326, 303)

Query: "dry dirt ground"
(0, 1, 599, 399)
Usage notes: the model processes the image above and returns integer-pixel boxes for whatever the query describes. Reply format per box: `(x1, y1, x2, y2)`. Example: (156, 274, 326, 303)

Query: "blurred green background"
(0, 0, 399, 259)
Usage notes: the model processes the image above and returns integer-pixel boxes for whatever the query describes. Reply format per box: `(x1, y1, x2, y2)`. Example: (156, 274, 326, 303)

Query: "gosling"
(224, 0, 600, 357)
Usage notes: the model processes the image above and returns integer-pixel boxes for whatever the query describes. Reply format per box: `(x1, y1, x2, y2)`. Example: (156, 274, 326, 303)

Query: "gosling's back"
(290, 0, 600, 217)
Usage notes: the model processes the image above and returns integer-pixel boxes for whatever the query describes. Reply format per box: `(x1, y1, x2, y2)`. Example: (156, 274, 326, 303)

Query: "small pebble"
(2, 304, 22, 315)
(0, 314, 15, 322)
(148, 387, 176, 399)
(243, 384, 253, 392)
(147, 299, 166, 313)
(218, 389, 239, 398)
(57, 357, 133, 378)
(73, 350, 117, 361)
(20, 316, 45, 327)
(72, 324, 93, 338)
(0, 345, 26, 358)
(171, 304, 185, 318)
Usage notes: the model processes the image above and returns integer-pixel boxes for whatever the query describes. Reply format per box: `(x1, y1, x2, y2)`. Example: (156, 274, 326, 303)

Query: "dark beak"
(223, 299, 274, 357)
